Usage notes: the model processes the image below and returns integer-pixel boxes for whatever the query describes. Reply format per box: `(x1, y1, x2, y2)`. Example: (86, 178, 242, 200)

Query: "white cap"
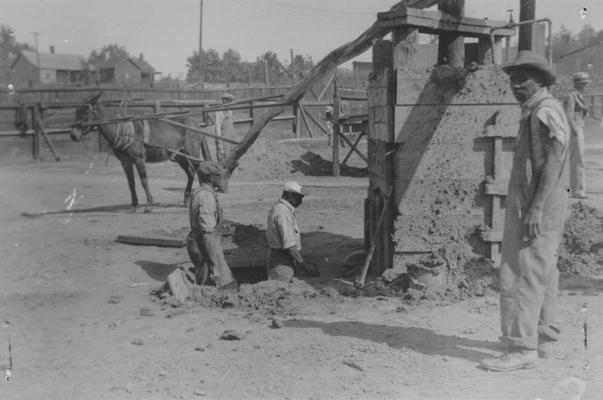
(283, 181, 305, 196)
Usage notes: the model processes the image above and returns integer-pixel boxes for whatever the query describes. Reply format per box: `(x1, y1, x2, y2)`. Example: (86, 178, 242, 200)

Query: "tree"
(551, 25, 575, 62)
(0, 25, 33, 59)
(576, 24, 597, 48)
(88, 44, 130, 65)
(222, 48, 243, 83)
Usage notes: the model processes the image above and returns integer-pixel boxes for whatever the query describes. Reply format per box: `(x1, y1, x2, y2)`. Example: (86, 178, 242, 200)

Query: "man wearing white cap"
(564, 71, 590, 199)
(265, 181, 319, 282)
(214, 93, 235, 162)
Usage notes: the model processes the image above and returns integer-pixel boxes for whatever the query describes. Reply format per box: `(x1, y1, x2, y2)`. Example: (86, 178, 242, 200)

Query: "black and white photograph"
(1, 0, 602, 398)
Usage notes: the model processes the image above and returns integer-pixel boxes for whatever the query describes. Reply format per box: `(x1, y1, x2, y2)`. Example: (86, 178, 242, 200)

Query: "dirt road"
(0, 122, 601, 399)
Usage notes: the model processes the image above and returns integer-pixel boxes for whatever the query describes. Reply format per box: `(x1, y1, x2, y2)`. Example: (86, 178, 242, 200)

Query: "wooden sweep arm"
(220, 0, 437, 171)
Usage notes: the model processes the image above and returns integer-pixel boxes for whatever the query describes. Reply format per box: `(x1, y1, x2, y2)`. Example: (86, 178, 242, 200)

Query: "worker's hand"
(523, 207, 542, 239)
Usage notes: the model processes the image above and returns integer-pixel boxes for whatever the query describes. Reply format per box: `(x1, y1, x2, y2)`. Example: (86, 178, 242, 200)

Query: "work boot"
(480, 349, 537, 372)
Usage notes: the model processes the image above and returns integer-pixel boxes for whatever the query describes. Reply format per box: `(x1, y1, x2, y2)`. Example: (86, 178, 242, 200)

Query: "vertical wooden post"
(249, 100, 254, 123)
(332, 79, 341, 177)
(518, 0, 536, 51)
(292, 103, 299, 137)
(32, 105, 40, 160)
(437, 0, 465, 67)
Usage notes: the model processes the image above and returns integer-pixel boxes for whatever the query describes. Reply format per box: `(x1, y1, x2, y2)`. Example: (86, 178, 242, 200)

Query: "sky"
(3, 0, 603, 77)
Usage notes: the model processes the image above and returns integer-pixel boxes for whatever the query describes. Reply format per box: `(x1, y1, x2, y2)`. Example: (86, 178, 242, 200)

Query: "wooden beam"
(332, 81, 341, 177)
(158, 118, 239, 145)
(341, 132, 367, 166)
(377, 8, 515, 38)
(116, 235, 186, 248)
(220, 0, 435, 172)
(297, 104, 314, 138)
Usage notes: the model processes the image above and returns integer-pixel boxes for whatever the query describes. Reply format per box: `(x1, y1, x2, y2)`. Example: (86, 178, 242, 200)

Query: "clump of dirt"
(558, 202, 603, 276)
(237, 279, 317, 315)
(232, 138, 304, 180)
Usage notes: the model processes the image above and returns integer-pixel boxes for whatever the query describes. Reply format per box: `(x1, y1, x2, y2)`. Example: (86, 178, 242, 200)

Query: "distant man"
(186, 163, 237, 290)
(265, 181, 319, 282)
(481, 51, 570, 372)
(564, 71, 590, 199)
(215, 93, 236, 163)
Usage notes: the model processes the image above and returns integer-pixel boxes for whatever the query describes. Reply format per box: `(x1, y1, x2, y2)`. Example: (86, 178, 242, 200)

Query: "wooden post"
(32, 105, 40, 160)
(249, 100, 254, 122)
(437, 0, 465, 67)
(332, 79, 341, 177)
(292, 103, 299, 137)
(518, 0, 535, 51)
(392, 27, 418, 68)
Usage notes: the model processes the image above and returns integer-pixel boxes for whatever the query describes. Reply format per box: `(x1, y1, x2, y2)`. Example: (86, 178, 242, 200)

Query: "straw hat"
(502, 50, 557, 86)
(572, 71, 591, 83)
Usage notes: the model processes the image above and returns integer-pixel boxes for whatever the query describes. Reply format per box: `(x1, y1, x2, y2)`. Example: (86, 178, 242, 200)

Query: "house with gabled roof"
(10, 48, 93, 86)
(96, 54, 157, 87)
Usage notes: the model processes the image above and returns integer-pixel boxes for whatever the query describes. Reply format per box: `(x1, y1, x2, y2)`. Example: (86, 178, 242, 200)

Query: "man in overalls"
(481, 51, 570, 371)
(565, 71, 590, 199)
(186, 163, 237, 290)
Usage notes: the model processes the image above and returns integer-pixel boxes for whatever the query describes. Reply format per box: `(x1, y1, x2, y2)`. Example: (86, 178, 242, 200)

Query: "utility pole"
(518, 0, 535, 51)
(198, 0, 204, 84)
(31, 31, 41, 83)
(290, 49, 295, 85)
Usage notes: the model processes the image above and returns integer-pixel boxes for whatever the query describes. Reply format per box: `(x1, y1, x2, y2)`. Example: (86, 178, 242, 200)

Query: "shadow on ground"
(284, 319, 504, 363)
(290, 151, 368, 177)
(21, 202, 184, 218)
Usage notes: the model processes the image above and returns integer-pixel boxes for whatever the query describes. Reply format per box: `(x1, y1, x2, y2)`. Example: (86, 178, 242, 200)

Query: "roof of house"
(96, 55, 155, 73)
(97, 56, 132, 69)
(133, 57, 155, 73)
(16, 50, 91, 70)
(559, 42, 603, 60)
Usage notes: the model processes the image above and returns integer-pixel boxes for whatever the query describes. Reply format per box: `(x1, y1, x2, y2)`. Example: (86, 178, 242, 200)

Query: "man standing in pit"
(481, 51, 570, 372)
(265, 181, 319, 282)
(186, 163, 237, 290)
(215, 93, 236, 163)
(564, 71, 590, 199)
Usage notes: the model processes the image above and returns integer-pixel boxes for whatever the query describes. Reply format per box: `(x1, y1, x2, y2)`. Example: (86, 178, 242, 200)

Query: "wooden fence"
(0, 85, 368, 168)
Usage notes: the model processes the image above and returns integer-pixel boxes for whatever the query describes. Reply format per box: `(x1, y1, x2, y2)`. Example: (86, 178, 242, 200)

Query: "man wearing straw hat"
(481, 51, 571, 372)
(564, 71, 590, 199)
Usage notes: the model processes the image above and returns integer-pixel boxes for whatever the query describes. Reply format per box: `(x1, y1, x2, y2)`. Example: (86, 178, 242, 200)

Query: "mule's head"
(70, 92, 103, 142)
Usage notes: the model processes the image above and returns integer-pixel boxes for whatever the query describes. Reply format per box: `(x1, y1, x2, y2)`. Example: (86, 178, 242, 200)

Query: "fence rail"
(0, 84, 368, 163)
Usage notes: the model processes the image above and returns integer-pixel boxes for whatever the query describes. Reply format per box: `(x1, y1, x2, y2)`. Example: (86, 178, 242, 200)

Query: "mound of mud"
(188, 279, 318, 315)
(558, 202, 603, 276)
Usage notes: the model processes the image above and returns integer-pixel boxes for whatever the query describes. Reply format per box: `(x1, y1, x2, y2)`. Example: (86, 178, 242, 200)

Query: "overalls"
(499, 92, 570, 350)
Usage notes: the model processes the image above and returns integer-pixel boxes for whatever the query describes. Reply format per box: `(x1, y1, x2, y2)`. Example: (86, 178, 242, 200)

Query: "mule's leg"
(133, 158, 154, 211)
(121, 160, 138, 209)
(176, 156, 195, 206)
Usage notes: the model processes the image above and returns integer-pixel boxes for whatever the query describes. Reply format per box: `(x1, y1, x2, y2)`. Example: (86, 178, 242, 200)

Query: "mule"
(70, 92, 213, 211)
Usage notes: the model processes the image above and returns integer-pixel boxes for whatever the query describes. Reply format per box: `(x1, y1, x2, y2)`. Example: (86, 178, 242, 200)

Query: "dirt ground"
(0, 118, 602, 400)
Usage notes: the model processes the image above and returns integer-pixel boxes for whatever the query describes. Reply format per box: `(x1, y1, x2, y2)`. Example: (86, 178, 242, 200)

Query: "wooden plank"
(116, 235, 186, 248)
(35, 116, 61, 161)
(482, 230, 503, 242)
(332, 81, 341, 177)
(297, 104, 314, 138)
(485, 180, 508, 196)
(158, 118, 239, 145)
(377, 8, 515, 38)
(167, 269, 190, 304)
